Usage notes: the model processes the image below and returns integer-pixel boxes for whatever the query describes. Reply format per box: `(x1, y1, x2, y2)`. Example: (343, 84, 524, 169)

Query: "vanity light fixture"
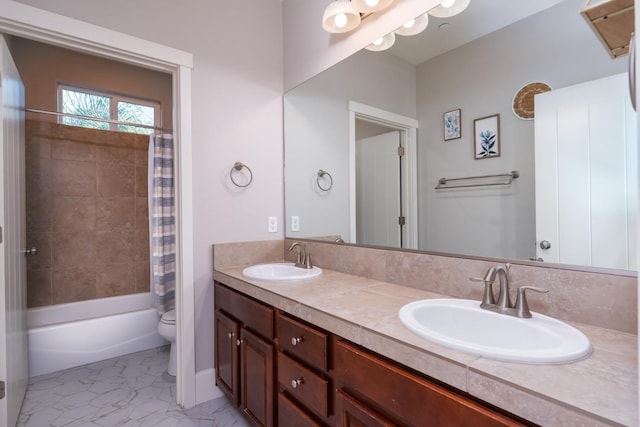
(365, 32, 396, 51)
(428, 0, 471, 18)
(322, 0, 361, 34)
(395, 13, 429, 36)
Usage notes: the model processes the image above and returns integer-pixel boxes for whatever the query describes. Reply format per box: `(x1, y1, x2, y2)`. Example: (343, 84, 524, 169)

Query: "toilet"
(157, 309, 176, 376)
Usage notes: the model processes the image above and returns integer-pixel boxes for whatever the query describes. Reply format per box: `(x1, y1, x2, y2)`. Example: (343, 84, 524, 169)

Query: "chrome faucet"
(287, 242, 314, 269)
(470, 263, 548, 318)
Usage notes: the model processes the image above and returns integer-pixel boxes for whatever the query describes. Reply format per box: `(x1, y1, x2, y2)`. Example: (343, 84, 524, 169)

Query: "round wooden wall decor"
(512, 82, 552, 120)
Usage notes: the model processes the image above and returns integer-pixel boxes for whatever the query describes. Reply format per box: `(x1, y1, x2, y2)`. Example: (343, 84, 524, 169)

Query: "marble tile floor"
(17, 346, 251, 427)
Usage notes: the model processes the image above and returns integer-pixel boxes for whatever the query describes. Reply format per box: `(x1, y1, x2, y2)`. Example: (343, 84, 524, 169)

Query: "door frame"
(0, 1, 197, 408)
(348, 101, 419, 249)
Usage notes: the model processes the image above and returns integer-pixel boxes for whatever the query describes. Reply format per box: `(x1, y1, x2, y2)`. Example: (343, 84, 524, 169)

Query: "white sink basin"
(398, 299, 592, 364)
(242, 262, 322, 281)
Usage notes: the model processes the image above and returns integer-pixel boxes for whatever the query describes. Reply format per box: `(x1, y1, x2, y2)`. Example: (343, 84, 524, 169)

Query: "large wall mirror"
(284, 0, 637, 273)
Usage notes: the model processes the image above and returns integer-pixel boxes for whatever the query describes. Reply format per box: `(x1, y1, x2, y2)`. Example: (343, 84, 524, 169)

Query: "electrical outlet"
(268, 216, 277, 233)
(291, 216, 300, 232)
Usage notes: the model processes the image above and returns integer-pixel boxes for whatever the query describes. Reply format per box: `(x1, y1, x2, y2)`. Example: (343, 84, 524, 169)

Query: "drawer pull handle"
(291, 378, 304, 389)
(291, 336, 303, 346)
(228, 332, 234, 340)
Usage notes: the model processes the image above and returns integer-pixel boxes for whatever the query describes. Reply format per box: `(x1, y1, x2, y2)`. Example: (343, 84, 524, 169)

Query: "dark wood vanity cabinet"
(214, 283, 275, 427)
(214, 281, 531, 427)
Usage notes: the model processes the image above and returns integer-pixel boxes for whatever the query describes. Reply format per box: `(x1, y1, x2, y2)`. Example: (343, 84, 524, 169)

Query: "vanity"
(214, 280, 529, 426)
(212, 240, 638, 427)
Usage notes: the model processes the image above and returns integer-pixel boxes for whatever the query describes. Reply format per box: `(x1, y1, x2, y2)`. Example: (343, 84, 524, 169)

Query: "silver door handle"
(630, 32, 636, 111)
(539, 240, 551, 250)
(23, 247, 37, 256)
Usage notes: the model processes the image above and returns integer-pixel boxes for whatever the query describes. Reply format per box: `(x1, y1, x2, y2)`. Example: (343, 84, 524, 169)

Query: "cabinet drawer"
(334, 340, 526, 427)
(215, 283, 274, 340)
(277, 312, 328, 370)
(278, 392, 323, 427)
(278, 352, 329, 418)
(336, 390, 395, 427)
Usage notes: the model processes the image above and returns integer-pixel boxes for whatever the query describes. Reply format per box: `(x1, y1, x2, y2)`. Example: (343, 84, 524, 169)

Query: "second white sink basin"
(399, 299, 592, 364)
(242, 262, 322, 281)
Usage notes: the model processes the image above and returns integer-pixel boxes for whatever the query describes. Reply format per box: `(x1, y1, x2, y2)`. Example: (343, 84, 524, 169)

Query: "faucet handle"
(469, 277, 495, 307)
(288, 242, 303, 267)
(515, 286, 549, 318)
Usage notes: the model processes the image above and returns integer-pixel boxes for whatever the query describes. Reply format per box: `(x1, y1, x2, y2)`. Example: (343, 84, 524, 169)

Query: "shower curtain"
(148, 133, 176, 314)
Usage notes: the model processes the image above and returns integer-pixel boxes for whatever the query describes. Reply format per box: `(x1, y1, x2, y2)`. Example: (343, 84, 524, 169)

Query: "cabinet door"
(337, 390, 395, 427)
(241, 328, 275, 427)
(215, 310, 240, 405)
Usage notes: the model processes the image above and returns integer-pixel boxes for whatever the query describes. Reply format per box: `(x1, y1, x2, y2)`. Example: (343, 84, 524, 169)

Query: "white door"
(0, 35, 28, 427)
(356, 131, 402, 247)
(534, 73, 637, 269)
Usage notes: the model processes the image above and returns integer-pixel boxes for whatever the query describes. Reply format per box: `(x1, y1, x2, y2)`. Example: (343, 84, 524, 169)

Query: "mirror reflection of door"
(535, 73, 637, 270)
(356, 125, 403, 247)
(349, 102, 418, 250)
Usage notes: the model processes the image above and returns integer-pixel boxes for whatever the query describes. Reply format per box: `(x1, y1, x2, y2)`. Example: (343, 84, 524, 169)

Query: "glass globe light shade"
(428, 0, 471, 18)
(365, 32, 396, 51)
(322, 0, 361, 33)
(395, 13, 428, 36)
(351, 0, 394, 13)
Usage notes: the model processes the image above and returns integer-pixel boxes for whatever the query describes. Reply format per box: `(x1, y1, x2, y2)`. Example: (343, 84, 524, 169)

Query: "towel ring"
(230, 161, 253, 188)
(317, 169, 333, 191)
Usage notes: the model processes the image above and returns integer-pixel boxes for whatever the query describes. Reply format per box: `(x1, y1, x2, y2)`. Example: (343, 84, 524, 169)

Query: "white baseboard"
(195, 368, 224, 405)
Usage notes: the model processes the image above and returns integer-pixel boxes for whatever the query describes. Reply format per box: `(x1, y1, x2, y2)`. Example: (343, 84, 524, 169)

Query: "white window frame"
(57, 84, 162, 133)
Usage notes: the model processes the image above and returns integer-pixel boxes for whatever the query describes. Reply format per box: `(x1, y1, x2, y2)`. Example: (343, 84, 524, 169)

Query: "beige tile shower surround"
(25, 120, 151, 307)
(212, 239, 638, 427)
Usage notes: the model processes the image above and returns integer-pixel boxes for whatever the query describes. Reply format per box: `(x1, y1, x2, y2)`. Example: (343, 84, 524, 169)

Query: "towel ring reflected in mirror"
(230, 161, 253, 188)
(317, 169, 333, 191)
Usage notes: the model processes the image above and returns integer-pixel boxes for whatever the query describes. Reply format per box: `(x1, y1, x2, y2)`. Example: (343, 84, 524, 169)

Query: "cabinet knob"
(228, 332, 235, 340)
(236, 339, 243, 346)
(291, 336, 303, 346)
(291, 378, 303, 389)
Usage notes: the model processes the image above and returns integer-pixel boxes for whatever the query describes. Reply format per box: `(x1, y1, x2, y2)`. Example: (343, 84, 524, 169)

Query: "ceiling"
(387, 0, 567, 66)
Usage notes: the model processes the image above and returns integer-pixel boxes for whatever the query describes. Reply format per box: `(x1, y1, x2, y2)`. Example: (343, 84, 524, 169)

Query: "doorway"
(0, 2, 196, 409)
(348, 101, 419, 249)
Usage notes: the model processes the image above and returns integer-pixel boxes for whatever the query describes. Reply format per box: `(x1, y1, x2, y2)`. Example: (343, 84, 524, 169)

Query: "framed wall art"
(443, 109, 461, 141)
(474, 114, 500, 159)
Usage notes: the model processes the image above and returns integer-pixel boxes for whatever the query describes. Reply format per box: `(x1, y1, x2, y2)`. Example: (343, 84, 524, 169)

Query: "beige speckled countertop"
(213, 265, 638, 427)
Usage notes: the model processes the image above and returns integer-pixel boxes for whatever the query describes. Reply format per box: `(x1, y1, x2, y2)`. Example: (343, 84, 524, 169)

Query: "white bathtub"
(28, 293, 168, 377)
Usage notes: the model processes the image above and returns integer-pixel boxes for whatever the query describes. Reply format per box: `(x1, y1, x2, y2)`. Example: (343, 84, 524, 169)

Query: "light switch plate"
(268, 216, 277, 233)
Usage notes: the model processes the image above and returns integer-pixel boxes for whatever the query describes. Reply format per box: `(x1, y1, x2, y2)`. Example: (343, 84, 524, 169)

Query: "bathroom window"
(57, 84, 161, 134)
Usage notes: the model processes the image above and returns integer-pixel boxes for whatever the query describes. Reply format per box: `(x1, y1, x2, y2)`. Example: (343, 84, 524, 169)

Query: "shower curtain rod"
(24, 107, 173, 133)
